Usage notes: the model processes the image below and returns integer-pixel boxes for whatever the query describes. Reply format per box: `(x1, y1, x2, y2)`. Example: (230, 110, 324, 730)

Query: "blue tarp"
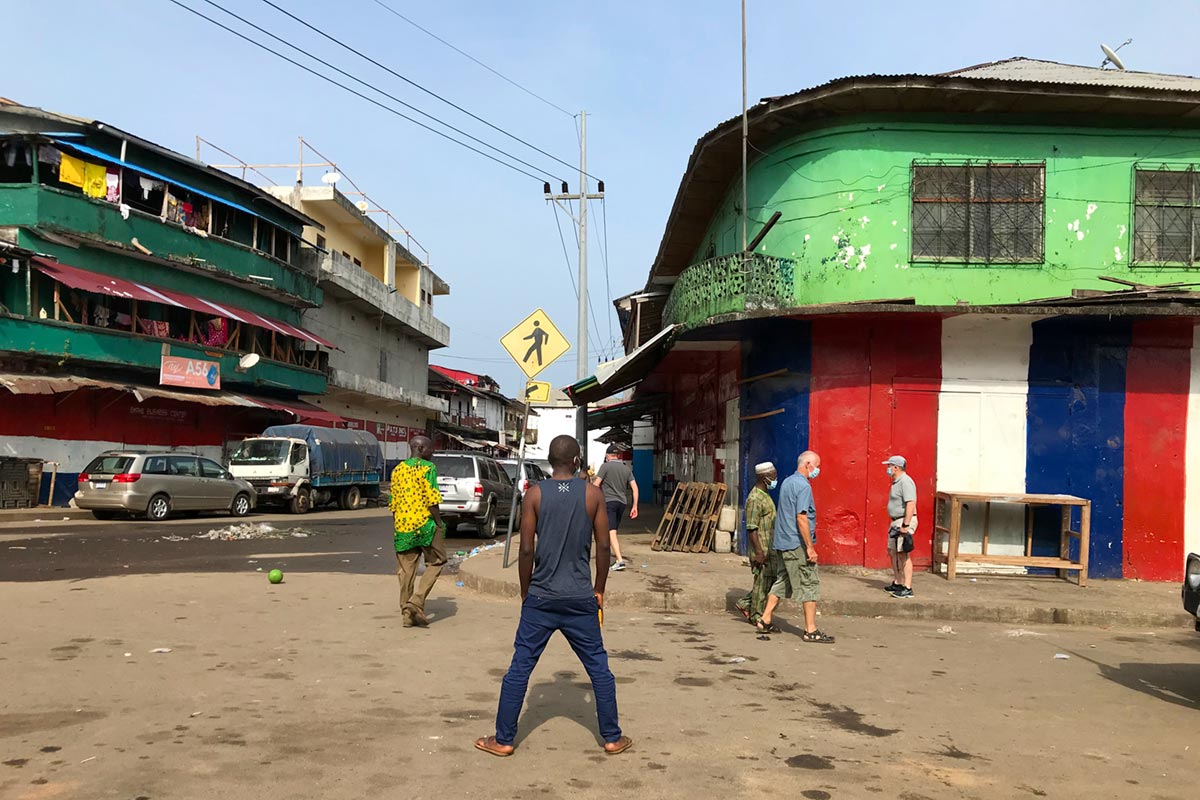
(51, 138, 262, 219)
(262, 425, 383, 484)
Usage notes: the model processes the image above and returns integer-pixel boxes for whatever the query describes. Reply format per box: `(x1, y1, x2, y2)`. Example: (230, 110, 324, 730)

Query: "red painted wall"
(1122, 320, 1192, 581)
(0, 388, 273, 446)
(809, 316, 941, 569)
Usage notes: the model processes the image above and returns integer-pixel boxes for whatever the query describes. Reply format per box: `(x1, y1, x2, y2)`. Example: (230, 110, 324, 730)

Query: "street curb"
(457, 558, 1195, 630)
(0, 509, 91, 524)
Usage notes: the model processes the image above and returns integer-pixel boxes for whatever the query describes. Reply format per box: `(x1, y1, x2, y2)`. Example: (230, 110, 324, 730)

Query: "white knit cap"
(754, 461, 775, 475)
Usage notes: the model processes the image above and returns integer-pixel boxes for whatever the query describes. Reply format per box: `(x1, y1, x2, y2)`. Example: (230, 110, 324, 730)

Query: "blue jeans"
(495, 593, 621, 746)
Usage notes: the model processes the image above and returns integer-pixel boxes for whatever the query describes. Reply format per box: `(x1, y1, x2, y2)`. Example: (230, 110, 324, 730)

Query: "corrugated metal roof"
(943, 57, 1200, 93)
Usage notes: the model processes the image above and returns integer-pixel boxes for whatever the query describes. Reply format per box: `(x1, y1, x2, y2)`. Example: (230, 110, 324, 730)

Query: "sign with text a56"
(160, 355, 221, 390)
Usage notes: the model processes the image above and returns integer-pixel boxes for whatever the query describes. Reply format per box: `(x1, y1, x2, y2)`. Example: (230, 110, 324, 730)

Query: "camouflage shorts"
(768, 548, 820, 603)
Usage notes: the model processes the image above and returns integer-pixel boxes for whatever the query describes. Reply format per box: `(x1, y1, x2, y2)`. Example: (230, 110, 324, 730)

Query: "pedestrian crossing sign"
(524, 380, 551, 403)
(500, 308, 569, 379)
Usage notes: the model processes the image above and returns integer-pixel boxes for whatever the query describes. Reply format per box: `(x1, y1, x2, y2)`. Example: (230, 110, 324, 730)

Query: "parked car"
(499, 459, 548, 498)
(75, 451, 257, 521)
(1184, 552, 1200, 633)
(432, 452, 515, 538)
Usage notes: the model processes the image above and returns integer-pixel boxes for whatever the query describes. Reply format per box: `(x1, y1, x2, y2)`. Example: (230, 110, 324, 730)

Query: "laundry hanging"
(59, 152, 86, 188)
(82, 162, 107, 198)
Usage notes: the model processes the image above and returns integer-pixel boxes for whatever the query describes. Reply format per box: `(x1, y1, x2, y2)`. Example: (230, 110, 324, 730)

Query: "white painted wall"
(1186, 326, 1200, 559)
(936, 315, 1034, 563)
(525, 405, 608, 469)
(0, 436, 223, 474)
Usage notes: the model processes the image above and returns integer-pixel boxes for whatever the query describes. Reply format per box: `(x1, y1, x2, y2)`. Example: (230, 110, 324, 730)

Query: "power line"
(188, 0, 561, 183)
(369, 0, 574, 119)
(255, 0, 599, 184)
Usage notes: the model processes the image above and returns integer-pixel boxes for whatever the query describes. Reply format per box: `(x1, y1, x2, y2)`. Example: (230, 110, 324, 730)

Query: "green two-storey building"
(579, 58, 1200, 581)
(0, 100, 339, 505)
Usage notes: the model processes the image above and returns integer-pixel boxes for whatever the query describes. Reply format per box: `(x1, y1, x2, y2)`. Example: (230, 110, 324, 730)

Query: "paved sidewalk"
(460, 509, 1195, 630)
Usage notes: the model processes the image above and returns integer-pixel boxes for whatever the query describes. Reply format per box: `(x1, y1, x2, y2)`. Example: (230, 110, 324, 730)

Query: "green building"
(0, 99, 339, 505)
(576, 58, 1200, 581)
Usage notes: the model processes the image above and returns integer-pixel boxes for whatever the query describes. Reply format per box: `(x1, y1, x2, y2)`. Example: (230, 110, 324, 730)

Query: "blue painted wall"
(632, 448, 654, 503)
(739, 319, 812, 550)
(1025, 317, 1130, 578)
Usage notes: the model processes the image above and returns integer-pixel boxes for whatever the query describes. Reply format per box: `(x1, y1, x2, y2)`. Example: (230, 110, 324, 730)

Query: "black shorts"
(606, 501, 626, 531)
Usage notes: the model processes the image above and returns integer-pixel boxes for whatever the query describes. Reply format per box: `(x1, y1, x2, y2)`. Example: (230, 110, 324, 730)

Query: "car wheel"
(146, 494, 171, 522)
(230, 493, 252, 517)
(290, 488, 311, 515)
(91, 509, 119, 521)
(340, 486, 361, 510)
(479, 503, 497, 538)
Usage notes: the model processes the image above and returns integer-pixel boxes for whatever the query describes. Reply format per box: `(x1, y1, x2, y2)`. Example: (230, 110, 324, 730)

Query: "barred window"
(911, 162, 1044, 263)
(1133, 168, 1199, 264)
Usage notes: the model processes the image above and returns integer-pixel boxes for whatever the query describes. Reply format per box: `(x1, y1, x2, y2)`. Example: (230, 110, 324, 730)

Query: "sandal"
(756, 622, 781, 634)
(801, 629, 835, 644)
(474, 736, 514, 757)
(737, 606, 751, 621)
(603, 736, 633, 755)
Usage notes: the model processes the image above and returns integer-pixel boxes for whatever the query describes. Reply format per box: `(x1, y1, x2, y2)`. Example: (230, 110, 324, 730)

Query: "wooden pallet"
(651, 482, 728, 553)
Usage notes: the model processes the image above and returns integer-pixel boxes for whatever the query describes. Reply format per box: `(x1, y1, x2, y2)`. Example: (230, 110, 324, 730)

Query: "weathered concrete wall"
(303, 300, 429, 394)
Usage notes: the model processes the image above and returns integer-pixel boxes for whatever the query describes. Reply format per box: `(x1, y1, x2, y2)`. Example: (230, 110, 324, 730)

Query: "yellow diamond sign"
(500, 308, 569, 379)
(524, 380, 551, 403)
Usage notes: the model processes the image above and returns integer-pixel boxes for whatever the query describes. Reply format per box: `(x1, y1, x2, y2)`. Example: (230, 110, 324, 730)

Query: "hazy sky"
(10, 1, 1194, 394)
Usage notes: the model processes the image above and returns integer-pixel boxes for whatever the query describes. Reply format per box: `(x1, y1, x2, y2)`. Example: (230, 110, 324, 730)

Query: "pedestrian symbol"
(500, 309, 570, 379)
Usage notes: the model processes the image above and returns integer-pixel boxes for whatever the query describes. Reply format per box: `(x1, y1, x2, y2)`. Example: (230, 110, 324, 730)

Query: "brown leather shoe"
(411, 607, 430, 627)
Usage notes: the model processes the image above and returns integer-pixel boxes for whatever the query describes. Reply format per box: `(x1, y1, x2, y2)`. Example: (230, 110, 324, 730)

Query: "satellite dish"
(237, 353, 260, 371)
(1100, 40, 1130, 70)
(356, 200, 370, 212)
(320, 171, 342, 185)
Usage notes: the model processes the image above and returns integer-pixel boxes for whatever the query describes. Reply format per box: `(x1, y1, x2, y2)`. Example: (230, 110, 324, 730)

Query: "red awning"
(33, 257, 336, 349)
(237, 394, 345, 425)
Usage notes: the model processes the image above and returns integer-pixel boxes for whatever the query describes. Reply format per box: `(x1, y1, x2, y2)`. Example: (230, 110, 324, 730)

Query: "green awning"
(566, 324, 679, 405)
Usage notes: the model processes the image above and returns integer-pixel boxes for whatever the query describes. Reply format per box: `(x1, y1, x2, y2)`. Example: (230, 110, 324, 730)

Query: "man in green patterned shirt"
(736, 462, 778, 631)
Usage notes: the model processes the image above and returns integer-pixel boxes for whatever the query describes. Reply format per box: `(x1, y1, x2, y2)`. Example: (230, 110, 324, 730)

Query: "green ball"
(268, 569, 283, 584)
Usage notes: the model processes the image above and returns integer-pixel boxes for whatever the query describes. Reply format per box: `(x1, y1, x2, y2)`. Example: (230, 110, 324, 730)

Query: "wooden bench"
(932, 491, 1091, 586)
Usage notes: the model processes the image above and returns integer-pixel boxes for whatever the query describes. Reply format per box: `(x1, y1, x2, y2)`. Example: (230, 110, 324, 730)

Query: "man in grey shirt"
(883, 455, 917, 598)
(593, 445, 639, 571)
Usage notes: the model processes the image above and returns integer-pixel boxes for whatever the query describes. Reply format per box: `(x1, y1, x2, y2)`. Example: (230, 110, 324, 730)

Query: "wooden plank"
(1078, 501, 1091, 587)
(738, 368, 787, 385)
(740, 408, 785, 422)
(982, 501, 991, 557)
(947, 496, 962, 581)
(1024, 504, 1034, 558)
(650, 483, 685, 550)
(953, 554, 1082, 569)
(1059, 506, 1071, 580)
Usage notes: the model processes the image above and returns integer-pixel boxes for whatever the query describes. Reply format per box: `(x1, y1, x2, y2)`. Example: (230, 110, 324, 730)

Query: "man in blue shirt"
(759, 450, 835, 643)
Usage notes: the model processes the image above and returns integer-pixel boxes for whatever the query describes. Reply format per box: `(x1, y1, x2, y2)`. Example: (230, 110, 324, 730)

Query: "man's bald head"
(548, 434, 581, 471)
(410, 435, 433, 460)
(798, 450, 821, 472)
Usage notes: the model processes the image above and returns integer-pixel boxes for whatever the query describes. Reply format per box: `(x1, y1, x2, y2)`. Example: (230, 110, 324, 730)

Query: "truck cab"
(229, 437, 312, 513)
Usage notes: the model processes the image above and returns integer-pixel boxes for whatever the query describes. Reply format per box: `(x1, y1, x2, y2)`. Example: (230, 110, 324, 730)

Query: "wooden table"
(932, 491, 1091, 586)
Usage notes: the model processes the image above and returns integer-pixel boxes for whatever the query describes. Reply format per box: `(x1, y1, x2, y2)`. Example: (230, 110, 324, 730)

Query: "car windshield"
(499, 463, 519, 480)
(83, 455, 133, 475)
(230, 440, 290, 465)
(434, 456, 474, 478)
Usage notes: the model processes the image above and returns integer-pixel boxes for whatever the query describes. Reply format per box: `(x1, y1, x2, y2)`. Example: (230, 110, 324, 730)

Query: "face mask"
(767, 479, 778, 490)
(887, 467, 894, 477)
(808, 467, 820, 480)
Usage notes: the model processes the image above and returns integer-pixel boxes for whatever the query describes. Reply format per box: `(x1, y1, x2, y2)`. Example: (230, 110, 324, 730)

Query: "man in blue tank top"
(475, 435, 633, 758)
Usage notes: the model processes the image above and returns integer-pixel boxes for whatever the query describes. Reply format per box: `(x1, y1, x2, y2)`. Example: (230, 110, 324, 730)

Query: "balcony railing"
(662, 253, 796, 329)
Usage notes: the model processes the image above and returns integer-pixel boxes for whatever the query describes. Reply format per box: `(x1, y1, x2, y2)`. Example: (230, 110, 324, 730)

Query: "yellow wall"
(395, 252, 420, 305)
(303, 214, 388, 284)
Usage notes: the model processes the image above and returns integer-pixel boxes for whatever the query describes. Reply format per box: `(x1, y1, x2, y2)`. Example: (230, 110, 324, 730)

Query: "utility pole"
(544, 111, 604, 462)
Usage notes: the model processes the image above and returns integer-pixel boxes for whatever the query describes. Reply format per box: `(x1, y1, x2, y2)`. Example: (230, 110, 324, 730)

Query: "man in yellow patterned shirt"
(390, 435, 445, 628)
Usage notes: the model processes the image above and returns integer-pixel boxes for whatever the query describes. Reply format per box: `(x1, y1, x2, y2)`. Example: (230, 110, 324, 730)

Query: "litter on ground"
(192, 523, 313, 541)
(937, 625, 956, 634)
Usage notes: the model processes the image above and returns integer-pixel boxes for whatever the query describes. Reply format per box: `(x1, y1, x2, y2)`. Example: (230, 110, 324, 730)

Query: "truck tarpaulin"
(262, 425, 383, 480)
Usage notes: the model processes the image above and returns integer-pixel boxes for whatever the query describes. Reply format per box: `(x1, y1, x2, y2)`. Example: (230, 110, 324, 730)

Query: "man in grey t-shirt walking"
(883, 455, 917, 598)
(593, 445, 639, 571)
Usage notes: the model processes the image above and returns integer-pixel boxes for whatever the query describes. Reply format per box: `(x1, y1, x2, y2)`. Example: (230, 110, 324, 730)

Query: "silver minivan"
(74, 451, 257, 521)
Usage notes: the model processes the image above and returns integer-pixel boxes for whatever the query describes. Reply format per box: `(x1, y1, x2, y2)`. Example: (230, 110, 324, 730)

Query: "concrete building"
(0, 101, 338, 505)
(428, 366, 507, 454)
(572, 58, 1200, 581)
(263, 183, 450, 466)
(525, 389, 610, 471)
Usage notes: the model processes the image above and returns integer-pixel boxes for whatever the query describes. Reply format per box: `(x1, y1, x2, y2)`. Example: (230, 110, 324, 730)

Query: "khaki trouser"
(395, 525, 448, 614)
